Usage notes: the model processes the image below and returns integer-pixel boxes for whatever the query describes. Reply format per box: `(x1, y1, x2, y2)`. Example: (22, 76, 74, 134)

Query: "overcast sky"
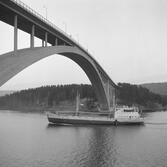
(0, 0, 167, 90)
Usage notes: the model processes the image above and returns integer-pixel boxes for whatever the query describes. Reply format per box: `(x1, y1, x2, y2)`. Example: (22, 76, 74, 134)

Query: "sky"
(0, 0, 167, 90)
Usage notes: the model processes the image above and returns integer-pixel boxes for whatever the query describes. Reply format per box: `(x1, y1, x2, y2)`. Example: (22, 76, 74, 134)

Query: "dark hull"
(116, 121, 144, 125)
(48, 116, 115, 125)
(47, 115, 144, 126)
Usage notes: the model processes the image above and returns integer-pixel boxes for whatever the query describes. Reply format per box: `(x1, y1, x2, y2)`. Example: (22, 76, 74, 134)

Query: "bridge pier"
(45, 32, 48, 47)
(104, 79, 116, 113)
(30, 25, 35, 48)
(14, 15, 18, 53)
(107, 80, 111, 110)
(55, 38, 58, 46)
(42, 40, 44, 47)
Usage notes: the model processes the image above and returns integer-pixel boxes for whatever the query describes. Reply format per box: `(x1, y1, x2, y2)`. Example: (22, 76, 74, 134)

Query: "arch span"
(0, 46, 109, 110)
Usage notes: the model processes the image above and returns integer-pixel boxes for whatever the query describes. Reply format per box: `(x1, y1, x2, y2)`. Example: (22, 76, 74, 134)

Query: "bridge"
(0, 0, 117, 111)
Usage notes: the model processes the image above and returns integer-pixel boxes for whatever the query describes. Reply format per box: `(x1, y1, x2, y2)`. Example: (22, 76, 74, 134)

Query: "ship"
(47, 92, 144, 125)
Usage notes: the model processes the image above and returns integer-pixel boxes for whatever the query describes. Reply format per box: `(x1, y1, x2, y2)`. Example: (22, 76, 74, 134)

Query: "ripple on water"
(0, 111, 167, 167)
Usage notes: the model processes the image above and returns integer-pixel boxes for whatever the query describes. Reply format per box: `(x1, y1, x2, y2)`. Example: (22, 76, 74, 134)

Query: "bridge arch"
(0, 46, 109, 110)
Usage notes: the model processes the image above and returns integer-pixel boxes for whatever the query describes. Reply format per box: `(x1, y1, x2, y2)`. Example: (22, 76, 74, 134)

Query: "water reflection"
(0, 111, 167, 167)
(46, 122, 148, 167)
(46, 124, 118, 167)
(46, 124, 121, 167)
(84, 127, 118, 167)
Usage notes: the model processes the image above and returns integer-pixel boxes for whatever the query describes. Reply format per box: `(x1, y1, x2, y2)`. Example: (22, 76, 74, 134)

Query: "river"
(0, 110, 167, 167)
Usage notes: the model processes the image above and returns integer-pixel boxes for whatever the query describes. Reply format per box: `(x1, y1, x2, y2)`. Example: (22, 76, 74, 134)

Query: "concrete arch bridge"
(0, 0, 117, 111)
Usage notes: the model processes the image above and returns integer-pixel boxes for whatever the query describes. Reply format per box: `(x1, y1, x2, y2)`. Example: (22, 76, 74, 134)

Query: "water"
(0, 111, 167, 167)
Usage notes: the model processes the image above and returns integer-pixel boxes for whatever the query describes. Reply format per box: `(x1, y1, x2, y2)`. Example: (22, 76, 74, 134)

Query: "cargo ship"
(47, 92, 144, 125)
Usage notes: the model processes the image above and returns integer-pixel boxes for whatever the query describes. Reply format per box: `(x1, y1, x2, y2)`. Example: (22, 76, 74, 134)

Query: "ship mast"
(113, 94, 116, 114)
(76, 90, 80, 115)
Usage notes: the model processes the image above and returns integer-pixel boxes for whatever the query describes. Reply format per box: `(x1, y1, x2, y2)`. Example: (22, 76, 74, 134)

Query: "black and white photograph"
(0, 0, 167, 166)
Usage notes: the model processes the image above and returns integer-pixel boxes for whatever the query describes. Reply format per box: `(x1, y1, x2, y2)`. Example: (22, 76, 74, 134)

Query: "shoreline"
(0, 106, 166, 113)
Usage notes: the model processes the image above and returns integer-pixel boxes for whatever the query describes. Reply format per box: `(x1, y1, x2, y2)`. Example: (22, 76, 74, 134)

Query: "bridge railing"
(10, 0, 99, 67)
(10, 0, 91, 53)
(10, 0, 75, 40)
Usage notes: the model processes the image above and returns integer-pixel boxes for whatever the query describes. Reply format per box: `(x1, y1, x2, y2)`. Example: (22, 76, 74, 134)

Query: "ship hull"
(47, 113, 144, 126)
(47, 114, 115, 125)
(115, 119, 144, 125)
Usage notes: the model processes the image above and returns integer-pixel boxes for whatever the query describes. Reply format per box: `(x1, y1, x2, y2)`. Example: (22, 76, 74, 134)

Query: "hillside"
(117, 83, 167, 110)
(141, 82, 167, 95)
(0, 83, 167, 112)
(0, 84, 97, 112)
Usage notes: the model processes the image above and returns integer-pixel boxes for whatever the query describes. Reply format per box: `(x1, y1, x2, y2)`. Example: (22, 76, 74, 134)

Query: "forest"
(0, 84, 96, 111)
(0, 83, 166, 111)
(117, 83, 167, 110)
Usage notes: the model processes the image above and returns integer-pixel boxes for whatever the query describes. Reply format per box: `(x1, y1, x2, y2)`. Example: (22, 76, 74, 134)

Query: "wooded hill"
(0, 84, 96, 111)
(141, 82, 167, 96)
(117, 83, 167, 110)
(0, 83, 166, 111)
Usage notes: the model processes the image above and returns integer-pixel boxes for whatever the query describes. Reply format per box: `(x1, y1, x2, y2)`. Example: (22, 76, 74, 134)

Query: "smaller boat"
(114, 106, 144, 125)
